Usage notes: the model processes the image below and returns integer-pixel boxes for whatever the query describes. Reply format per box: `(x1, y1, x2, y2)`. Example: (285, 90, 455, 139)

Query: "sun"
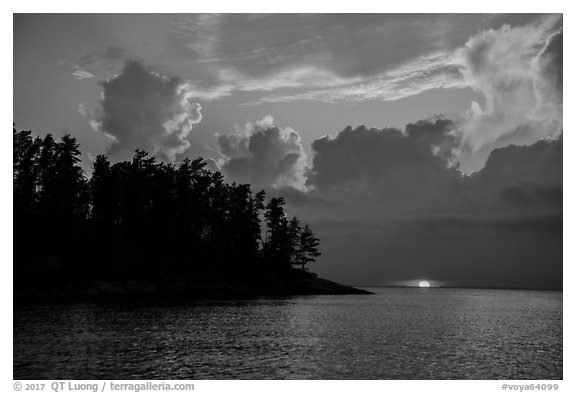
(418, 280, 430, 288)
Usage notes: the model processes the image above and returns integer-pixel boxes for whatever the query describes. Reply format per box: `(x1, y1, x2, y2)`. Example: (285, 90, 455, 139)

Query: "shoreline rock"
(14, 274, 372, 304)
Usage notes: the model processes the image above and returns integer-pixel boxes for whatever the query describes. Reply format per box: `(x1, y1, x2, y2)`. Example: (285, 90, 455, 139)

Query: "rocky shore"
(14, 271, 372, 303)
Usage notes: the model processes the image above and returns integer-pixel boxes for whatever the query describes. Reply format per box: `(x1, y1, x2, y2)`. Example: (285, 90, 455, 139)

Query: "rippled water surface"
(14, 288, 562, 379)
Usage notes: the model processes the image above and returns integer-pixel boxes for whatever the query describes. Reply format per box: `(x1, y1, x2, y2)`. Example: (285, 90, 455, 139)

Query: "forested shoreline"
(13, 126, 368, 299)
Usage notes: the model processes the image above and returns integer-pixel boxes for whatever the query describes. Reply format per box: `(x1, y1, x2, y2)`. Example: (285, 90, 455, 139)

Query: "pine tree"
(13, 128, 40, 215)
(288, 216, 302, 267)
(37, 134, 59, 221)
(90, 154, 117, 226)
(264, 197, 290, 268)
(297, 224, 321, 270)
(55, 134, 86, 222)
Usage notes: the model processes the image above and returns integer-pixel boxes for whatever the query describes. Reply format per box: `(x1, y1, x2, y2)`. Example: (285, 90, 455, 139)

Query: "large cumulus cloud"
(465, 136, 562, 216)
(90, 60, 202, 161)
(305, 119, 465, 213)
(454, 16, 562, 172)
(284, 121, 561, 289)
(305, 120, 561, 218)
(216, 116, 308, 190)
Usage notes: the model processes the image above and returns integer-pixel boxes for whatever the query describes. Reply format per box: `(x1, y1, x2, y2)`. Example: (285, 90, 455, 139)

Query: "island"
(13, 127, 371, 302)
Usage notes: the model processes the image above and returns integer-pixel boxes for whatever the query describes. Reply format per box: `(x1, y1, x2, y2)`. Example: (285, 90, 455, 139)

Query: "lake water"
(14, 287, 562, 379)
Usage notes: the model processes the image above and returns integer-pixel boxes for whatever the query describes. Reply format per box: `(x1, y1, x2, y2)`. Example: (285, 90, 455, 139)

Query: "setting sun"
(418, 281, 431, 288)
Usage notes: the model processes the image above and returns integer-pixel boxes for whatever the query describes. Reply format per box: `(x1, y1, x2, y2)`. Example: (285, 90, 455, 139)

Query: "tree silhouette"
(55, 134, 87, 222)
(288, 216, 302, 266)
(13, 125, 323, 294)
(90, 155, 118, 227)
(37, 134, 59, 225)
(264, 197, 291, 270)
(14, 128, 41, 285)
(296, 224, 321, 270)
(13, 127, 40, 217)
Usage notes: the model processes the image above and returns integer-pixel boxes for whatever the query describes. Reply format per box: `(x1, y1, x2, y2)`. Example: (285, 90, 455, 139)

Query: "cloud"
(163, 14, 549, 106)
(290, 126, 561, 288)
(72, 69, 95, 80)
(533, 30, 563, 123)
(161, 53, 465, 105)
(454, 16, 563, 172)
(305, 119, 463, 211)
(171, 14, 222, 63)
(305, 121, 561, 213)
(60, 46, 127, 81)
(266, 186, 346, 209)
(173, 14, 542, 81)
(58, 59, 96, 80)
(216, 116, 308, 190)
(77, 103, 88, 116)
(89, 60, 202, 161)
(463, 136, 563, 217)
(248, 52, 466, 104)
(471, 136, 562, 186)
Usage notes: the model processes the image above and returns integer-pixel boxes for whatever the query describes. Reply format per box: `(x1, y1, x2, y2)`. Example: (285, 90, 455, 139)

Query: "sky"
(13, 13, 563, 289)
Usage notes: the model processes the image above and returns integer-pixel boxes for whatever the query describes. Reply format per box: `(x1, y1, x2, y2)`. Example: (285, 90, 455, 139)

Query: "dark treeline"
(13, 126, 321, 294)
